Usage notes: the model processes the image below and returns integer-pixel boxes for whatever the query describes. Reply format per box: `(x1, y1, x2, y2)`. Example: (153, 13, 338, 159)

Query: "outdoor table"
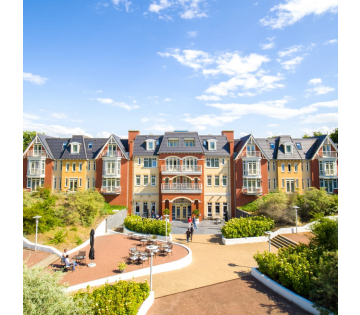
(73, 255, 84, 267)
(140, 239, 148, 246)
(133, 251, 141, 256)
(129, 247, 137, 252)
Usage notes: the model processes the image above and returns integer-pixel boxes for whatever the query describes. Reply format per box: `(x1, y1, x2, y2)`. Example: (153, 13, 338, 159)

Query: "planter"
(119, 270, 125, 274)
(195, 219, 200, 224)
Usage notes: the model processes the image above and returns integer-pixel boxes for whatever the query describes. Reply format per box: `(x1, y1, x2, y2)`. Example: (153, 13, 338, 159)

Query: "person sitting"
(64, 254, 77, 271)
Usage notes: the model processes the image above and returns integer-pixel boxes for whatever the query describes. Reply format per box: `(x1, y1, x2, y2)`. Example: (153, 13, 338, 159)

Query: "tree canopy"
(23, 131, 44, 151)
(302, 128, 338, 144)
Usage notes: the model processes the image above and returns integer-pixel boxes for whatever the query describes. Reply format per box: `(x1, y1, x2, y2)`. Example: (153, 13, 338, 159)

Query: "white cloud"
(182, 114, 241, 128)
(278, 45, 302, 57)
(324, 39, 338, 45)
(267, 123, 279, 127)
(24, 113, 41, 120)
(196, 95, 222, 101)
(70, 119, 84, 122)
(112, 0, 132, 12)
(95, 98, 139, 110)
(238, 92, 257, 97)
(158, 49, 213, 70)
(305, 85, 335, 96)
(308, 78, 322, 85)
(50, 112, 68, 119)
(187, 31, 198, 37)
(23, 122, 92, 137)
(149, 0, 171, 13)
(149, 0, 208, 20)
(141, 117, 150, 122)
(207, 99, 338, 120)
(23, 72, 49, 85)
(300, 113, 338, 124)
(96, 131, 111, 138)
(260, 37, 276, 50)
(302, 126, 337, 135)
(164, 98, 172, 101)
(260, 0, 338, 29)
(149, 124, 175, 133)
(280, 56, 304, 70)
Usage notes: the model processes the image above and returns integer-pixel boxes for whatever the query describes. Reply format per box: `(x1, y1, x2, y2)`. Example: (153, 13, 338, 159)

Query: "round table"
(129, 247, 137, 252)
(140, 239, 148, 246)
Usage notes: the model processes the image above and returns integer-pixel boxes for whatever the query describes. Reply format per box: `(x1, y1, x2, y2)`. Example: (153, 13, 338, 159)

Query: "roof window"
(296, 143, 302, 150)
(208, 139, 217, 151)
(270, 143, 275, 149)
(145, 139, 156, 151)
(88, 142, 93, 149)
(63, 142, 67, 149)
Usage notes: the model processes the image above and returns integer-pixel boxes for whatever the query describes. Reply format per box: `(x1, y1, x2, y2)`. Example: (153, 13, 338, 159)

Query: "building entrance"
(171, 198, 192, 221)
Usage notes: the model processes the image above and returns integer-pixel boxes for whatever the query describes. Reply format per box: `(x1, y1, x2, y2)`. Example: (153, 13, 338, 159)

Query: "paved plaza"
(170, 220, 224, 234)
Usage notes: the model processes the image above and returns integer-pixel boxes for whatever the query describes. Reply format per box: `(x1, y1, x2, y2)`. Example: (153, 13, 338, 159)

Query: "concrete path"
(281, 232, 313, 245)
(148, 277, 309, 315)
(132, 234, 278, 298)
(171, 220, 224, 234)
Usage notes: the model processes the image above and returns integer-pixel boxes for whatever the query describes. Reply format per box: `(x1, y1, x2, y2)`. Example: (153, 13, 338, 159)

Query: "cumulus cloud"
(23, 72, 49, 85)
(308, 78, 322, 85)
(96, 131, 111, 138)
(50, 113, 68, 119)
(305, 78, 335, 96)
(302, 126, 338, 135)
(196, 95, 222, 101)
(95, 98, 139, 110)
(278, 45, 303, 57)
(158, 49, 213, 70)
(149, 0, 208, 20)
(260, 0, 338, 29)
(300, 113, 338, 124)
(23, 122, 93, 137)
(112, 0, 132, 12)
(280, 56, 304, 71)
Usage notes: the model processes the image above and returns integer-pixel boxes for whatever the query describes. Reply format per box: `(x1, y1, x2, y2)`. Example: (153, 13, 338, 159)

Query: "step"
(277, 235, 298, 247)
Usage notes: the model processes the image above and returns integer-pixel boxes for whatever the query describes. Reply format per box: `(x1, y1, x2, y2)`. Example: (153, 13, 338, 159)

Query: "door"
(187, 205, 192, 218)
(176, 206, 181, 220)
(172, 205, 176, 220)
(286, 180, 295, 192)
(182, 206, 186, 219)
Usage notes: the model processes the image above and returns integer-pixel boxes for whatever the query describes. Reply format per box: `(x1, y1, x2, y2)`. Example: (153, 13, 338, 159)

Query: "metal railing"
(26, 150, 47, 157)
(161, 165, 202, 172)
(101, 187, 121, 194)
(161, 183, 202, 190)
(242, 187, 262, 194)
(240, 151, 262, 158)
(28, 169, 41, 175)
(319, 151, 338, 158)
(102, 151, 121, 157)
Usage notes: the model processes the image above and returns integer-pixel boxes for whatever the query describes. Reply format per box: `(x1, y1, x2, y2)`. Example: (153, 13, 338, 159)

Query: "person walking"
(224, 209, 229, 222)
(187, 216, 192, 228)
(185, 228, 191, 244)
(190, 224, 195, 242)
(192, 216, 197, 229)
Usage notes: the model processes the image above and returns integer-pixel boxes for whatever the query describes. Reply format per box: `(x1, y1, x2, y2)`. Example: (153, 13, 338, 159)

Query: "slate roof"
(199, 135, 230, 156)
(133, 135, 163, 156)
(292, 138, 319, 160)
(37, 134, 56, 159)
(45, 138, 71, 159)
(158, 132, 204, 154)
(84, 138, 108, 159)
(254, 137, 278, 160)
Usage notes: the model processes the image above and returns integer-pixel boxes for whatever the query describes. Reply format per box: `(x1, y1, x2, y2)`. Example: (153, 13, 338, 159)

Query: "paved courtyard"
(170, 220, 224, 234)
(23, 248, 53, 268)
(281, 232, 313, 245)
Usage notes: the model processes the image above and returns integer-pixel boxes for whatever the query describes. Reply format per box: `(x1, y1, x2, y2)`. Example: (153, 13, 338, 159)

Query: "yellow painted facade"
(60, 160, 88, 192)
(277, 160, 303, 193)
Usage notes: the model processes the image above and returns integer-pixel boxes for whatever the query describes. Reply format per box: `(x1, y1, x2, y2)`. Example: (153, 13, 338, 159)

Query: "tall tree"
(302, 131, 324, 138)
(329, 128, 338, 144)
(23, 131, 44, 151)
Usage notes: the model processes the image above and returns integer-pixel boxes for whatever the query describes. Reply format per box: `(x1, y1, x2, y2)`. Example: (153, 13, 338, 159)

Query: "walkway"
(148, 277, 309, 315)
(170, 220, 224, 234)
(23, 248, 53, 268)
(281, 232, 313, 245)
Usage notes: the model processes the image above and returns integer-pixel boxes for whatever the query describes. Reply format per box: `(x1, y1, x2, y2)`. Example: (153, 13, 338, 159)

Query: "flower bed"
(73, 280, 150, 315)
(221, 216, 274, 239)
(124, 214, 171, 236)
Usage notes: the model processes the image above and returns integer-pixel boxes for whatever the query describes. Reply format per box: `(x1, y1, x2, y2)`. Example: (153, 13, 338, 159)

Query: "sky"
(23, 0, 338, 139)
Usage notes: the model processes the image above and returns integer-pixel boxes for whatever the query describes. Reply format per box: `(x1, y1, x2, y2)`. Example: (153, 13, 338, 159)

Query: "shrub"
(124, 214, 171, 236)
(309, 216, 338, 253)
(163, 208, 170, 215)
(74, 234, 83, 246)
(309, 251, 338, 315)
(192, 209, 199, 218)
(221, 216, 275, 238)
(48, 229, 67, 245)
(23, 264, 91, 315)
(73, 280, 150, 315)
(299, 188, 338, 217)
(70, 226, 78, 232)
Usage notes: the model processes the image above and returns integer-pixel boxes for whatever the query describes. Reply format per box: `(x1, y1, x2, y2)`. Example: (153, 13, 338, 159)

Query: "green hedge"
(124, 214, 171, 236)
(73, 280, 150, 315)
(221, 216, 275, 238)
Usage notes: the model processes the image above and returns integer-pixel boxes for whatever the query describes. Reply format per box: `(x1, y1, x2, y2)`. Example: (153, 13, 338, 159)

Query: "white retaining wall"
(251, 268, 326, 315)
(138, 291, 154, 315)
(123, 226, 172, 242)
(222, 215, 337, 245)
(66, 240, 192, 292)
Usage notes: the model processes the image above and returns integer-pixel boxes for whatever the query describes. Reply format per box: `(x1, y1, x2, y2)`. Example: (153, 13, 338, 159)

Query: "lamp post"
(265, 231, 272, 253)
(33, 215, 42, 251)
(164, 214, 169, 242)
(293, 206, 299, 234)
(146, 245, 157, 291)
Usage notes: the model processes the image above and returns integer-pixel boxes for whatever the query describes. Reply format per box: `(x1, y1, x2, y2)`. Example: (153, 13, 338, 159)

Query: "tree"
(23, 131, 44, 152)
(329, 128, 338, 144)
(302, 131, 323, 138)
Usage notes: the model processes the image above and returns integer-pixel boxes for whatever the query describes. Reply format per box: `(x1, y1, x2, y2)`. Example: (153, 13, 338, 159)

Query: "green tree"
(329, 128, 338, 144)
(299, 188, 338, 217)
(23, 131, 44, 151)
(302, 131, 323, 138)
(310, 216, 338, 252)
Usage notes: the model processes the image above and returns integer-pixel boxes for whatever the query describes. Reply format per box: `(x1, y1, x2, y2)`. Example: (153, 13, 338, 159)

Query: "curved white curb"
(251, 268, 331, 315)
(123, 226, 172, 241)
(65, 240, 192, 292)
(138, 291, 154, 315)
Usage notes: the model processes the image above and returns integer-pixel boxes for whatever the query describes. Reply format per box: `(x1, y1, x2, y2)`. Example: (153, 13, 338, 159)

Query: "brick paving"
(171, 220, 224, 235)
(48, 234, 188, 287)
(23, 248, 53, 268)
(281, 232, 313, 245)
(148, 277, 309, 315)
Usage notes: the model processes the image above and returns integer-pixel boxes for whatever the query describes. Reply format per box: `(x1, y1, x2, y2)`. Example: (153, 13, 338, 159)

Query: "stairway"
(271, 235, 298, 249)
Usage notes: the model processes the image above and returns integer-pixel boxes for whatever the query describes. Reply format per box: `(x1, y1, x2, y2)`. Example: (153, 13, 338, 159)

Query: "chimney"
(222, 130, 234, 156)
(128, 130, 140, 158)
(127, 130, 140, 216)
(222, 130, 235, 218)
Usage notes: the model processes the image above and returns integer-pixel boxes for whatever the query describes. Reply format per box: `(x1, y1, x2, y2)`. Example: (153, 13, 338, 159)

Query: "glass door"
(187, 205, 192, 218)
(176, 206, 181, 219)
(182, 206, 186, 219)
(69, 179, 78, 191)
(172, 205, 176, 220)
(286, 180, 295, 192)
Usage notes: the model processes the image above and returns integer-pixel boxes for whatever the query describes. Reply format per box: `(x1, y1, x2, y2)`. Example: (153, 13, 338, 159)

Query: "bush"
(221, 216, 275, 238)
(309, 216, 338, 253)
(73, 280, 150, 315)
(124, 214, 171, 236)
(23, 264, 90, 315)
(299, 188, 338, 217)
(48, 229, 67, 245)
(309, 251, 338, 314)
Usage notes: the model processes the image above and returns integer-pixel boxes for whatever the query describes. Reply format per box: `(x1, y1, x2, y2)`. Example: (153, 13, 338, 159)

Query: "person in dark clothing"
(190, 224, 195, 241)
(185, 228, 191, 244)
(224, 209, 229, 222)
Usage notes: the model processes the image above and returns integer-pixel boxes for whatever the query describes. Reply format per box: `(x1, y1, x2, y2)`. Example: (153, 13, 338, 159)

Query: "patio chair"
(164, 247, 173, 257)
(128, 253, 138, 265)
(76, 251, 86, 266)
(61, 257, 73, 272)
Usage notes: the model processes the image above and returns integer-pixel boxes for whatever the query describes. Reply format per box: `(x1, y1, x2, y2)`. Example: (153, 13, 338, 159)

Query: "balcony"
(318, 151, 337, 158)
(101, 187, 121, 194)
(242, 187, 262, 195)
(240, 151, 262, 158)
(26, 150, 47, 157)
(27, 168, 45, 177)
(320, 170, 337, 177)
(101, 151, 122, 158)
(161, 165, 202, 175)
(103, 169, 121, 177)
(161, 183, 202, 194)
(243, 170, 261, 177)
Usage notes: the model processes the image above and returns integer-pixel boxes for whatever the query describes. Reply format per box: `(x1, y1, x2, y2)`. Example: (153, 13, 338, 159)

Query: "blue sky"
(23, 0, 338, 139)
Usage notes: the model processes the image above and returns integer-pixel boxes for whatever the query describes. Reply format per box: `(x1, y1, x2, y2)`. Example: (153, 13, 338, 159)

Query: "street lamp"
(146, 245, 157, 291)
(265, 231, 272, 253)
(33, 215, 42, 251)
(164, 214, 169, 242)
(293, 206, 300, 234)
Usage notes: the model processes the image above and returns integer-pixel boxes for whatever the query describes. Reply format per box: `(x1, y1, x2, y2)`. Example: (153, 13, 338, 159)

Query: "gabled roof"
(199, 135, 230, 156)
(23, 134, 56, 159)
(83, 138, 108, 159)
(94, 134, 129, 160)
(309, 134, 338, 160)
(291, 138, 318, 160)
(158, 132, 204, 154)
(255, 137, 279, 160)
(276, 136, 302, 160)
(60, 135, 90, 160)
(234, 134, 269, 160)
(133, 135, 163, 156)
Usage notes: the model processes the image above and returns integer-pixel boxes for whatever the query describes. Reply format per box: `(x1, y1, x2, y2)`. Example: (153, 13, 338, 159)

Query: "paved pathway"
(148, 277, 309, 315)
(23, 248, 53, 268)
(281, 232, 313, 245)
(171, 220, 224, 234)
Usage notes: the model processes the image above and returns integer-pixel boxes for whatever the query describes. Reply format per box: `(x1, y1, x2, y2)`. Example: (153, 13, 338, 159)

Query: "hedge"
(221, 216, 275, 238)
(124, 214, 171, 236)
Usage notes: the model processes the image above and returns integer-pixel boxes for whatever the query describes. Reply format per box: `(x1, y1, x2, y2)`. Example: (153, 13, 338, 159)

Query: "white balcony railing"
(243, 170, 261, 176)
(161, 165, 202, 173)
(161, 183, 202, 190)
(320, 170, 337, 176)
(101, 187, 121, 194)
(103, 170, 120, 176)
(28, 169, 41, 176)
(242, 187, 262, 194)
(102, 151, 121, 158)
(240, 151, 262, 158)
(26, 150, 47, 157)
(319, 151, 337, 158)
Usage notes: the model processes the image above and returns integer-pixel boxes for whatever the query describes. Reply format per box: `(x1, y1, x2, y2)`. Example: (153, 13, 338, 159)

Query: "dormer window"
(323, 145, 331, 153)
(184, 138, 195, 147)
(208, 139, 217, 150)
(148, 142, 154, 150)
(145, 139, 156, 151)
(88, 142, 93, 149)
(168, 138, 179, 147)
(270, 143, 275, 149)
(70, 142, 80, 154)
(284, 143, 293, 154)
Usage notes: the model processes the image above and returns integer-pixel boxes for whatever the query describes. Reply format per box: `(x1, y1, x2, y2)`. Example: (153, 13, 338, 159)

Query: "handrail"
(26, 150, 47, 157)
(240, 151, 262, 157)
(242, 188, 262, 194)
(102, 151, 121, 157)
(28, 169, 41, 175)
(101, 187, 121, 193)
(161, 165, 202, 172)
(319, 151, 337, 157)
(243, 170, 261, 176)
(161, 183, 202, 190)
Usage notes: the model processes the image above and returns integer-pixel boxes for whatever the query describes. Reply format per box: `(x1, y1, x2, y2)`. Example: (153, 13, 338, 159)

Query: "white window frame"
(294, 163, 298, 173)
(282, 178, 285, 188)
(307, 178, 310, 188)
(207, 175, 212, 186)
(79, 178, 82, 187)
(66, 163, 69, 172)
(79, 163, 82, 172)
(222, 175, 227, 186)
(93, 178, 95, 188)
(296, 179, 299, 188)
(138, 158, 141, 165)
(285, 144, 292, 154)
(151, 175, 156, 186)
(268, 179, 271, 190)
(143, 202, 148, 217)
(65, 178, 68, 187)
(273, 179, 276, 190)
(87, 178, 90, 189)
(184, 139, 195, 147)
(273, 161, 276, 172)
(270, 143, 275, 149)
(54, 178, 56, 189)
(135, 175, 141, 186)
(206, 158, 219, 168)
(208, 140, 217, 150)
(306, 162, 309, 172)
(151, 202, 156, 214)
(71, 142, 80, 154)
(60, 161, 63, 171)
(72, 163, 76, 172)
(207, 202, 212, 217)
(223, 203, 228, 216)
(288, 163, 291, 173)
(301, 162, 303, 171)
(148, 141, 154, 151)
(302, 179, 304, 190)
(168, 139, 179, 147)
(222, 158, 225, 165)
(88, 161, 91, 171)
(143, 175, 149, 186)
(88, 142, 93, 149)
(267, 162, 270, 171)
(281, 163, 285, 173)
(54, 161, 57, 171)
(214, 175, 220, 186)
(93, 161, 96, 171)
(135, 202, 140, 215)
(60, 178, 62, 189)
(215, 202, 220, 215)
